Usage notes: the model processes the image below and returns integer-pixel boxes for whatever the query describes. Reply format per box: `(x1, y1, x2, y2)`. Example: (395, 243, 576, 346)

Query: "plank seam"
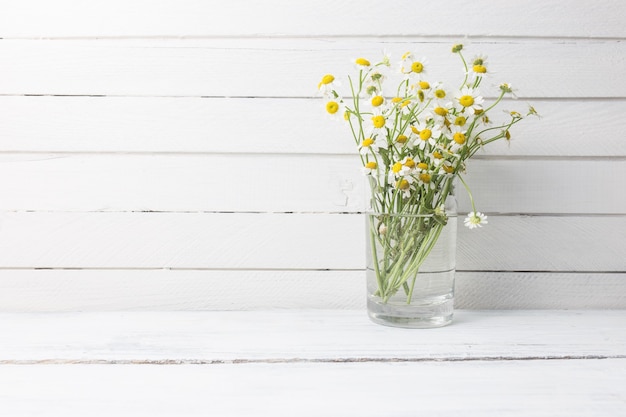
(2, 355, 625, 365)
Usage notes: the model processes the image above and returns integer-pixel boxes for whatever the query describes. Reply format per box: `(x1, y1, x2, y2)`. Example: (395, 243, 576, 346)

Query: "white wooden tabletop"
(0, 310, 624, 416)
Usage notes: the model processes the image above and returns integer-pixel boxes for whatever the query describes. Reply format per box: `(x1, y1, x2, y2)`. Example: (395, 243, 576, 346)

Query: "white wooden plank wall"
(0, 0, 625, 311)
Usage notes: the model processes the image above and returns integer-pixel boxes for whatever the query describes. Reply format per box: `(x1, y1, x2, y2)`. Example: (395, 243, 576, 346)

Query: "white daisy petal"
(464, 212, 488, 229)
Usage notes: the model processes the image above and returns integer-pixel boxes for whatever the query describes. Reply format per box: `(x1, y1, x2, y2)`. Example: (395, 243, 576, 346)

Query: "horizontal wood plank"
(2, 39, 625, 98)
(0, 96, 622, 157)
(0, 212, 624, 271)
(1, 310, 625, 362)
(0, 270, 624, 311)
(1, 0, 624, 38)
(1, 154, 623, 214)
(1, 359, 624, 416)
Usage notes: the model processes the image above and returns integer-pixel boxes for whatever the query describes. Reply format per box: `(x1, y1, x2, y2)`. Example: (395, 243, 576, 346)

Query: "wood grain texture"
(1, 310, 625, 361)
(1, 96, 623, 157)
(1, 155, 623, 214)
(0, 212, 624, 271)
(1, 39, 625, 98)
(1, 360, 624, 416)
(0, 270, 624, 312)
(1, 0, 624, 38)
(1, 310, 625, 416)
(0, 1, 624, 311)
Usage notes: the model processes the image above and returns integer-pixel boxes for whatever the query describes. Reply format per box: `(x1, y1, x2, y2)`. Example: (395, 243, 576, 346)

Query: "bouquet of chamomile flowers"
(318, 44, 538, 304)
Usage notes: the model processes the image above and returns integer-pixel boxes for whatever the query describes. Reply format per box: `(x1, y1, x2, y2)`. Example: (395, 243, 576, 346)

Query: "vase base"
(367, 296, 454, 329)
(368, 311, 453, 328)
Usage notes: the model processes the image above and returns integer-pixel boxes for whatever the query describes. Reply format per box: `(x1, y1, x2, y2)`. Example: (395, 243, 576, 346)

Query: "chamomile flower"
(399, 52, 428, 79)
(418, 171, 436, 190)
(431, 104, 450, 119)
(415, 124, 442, 150)
(363, 69, 388, 95)
(464, 212, 488, 229)
(366, 111, 393, 134)
(362, 161, 378, 175)
(324, 98, 345, 121)
(448, 125, 468, 152)
(431, 83, 450, 104)
(359, 137, 386, 155)
(468, 54, 489, 79)
(427, 149, 446, 166)
(400, 156, 417, 173)
(415, 161, 430, 172)
(370, 95, 386, 108)
(388, 160, 408, 180)
(394, 133, 409, 146)
(354, 57, 371, 69)
(434, 204, 446, 217)
(499, 83, 517, 98)
(455, 87, 484, 114)
(395, 178, 413, 198)
(439, 161, 455, 176)
(317, 74, 339, 96)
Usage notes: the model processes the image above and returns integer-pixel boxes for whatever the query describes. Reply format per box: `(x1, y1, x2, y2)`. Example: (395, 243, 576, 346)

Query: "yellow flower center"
(371, 96, 384, 107)
(356, 58, 371, 66)
(432, 151, 443, 159)
(362, 138, 374, 147)
(402, 51, 412, 59)
(397, 179, 410, 190)
(435, 89, 446, 99)
(400, 99, 412, 108)
(419, 129, 432, 141)
(396, 134, 408, 144)
(459, 95, 475, 107)
(453, 132, 466, 144)
(404, 158, 416, 168)
(392, 162, 403, 173)
(325, 101, 339, 114)
(419, 81, 430, 89)
(417, 162, 429, 170)
(411, 62, 424, 73)
(372, 115, 386, 128)
(410, 125, 419, 134)
(434, 107, 448, 116)
(454, 116, 467, 126)
(391, 97, 403, 103)
(320, 74, 335, 85)
(473, 64, 487, 74)
(365, 161, 377, 169)
(443, 164, 454, 173)
(419, 173, 431, 183)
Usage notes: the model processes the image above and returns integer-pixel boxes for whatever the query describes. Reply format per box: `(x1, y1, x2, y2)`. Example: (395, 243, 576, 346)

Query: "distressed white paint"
(2, 0, 624, 38)
(0, 1, 625, 311)
(0, 311, 625, 415)
(1, 360, 623, 416)
(0, 155, 624, 214)
(0, 270, 624, 312)
(0, 212, 624, 271)
(1, 96, 623, 156)
(1, 39, 625, 98)
(1, 310, 625, 361)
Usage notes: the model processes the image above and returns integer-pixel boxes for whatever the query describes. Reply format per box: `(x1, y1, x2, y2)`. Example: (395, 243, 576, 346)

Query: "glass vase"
(365, 197, 457, 328)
